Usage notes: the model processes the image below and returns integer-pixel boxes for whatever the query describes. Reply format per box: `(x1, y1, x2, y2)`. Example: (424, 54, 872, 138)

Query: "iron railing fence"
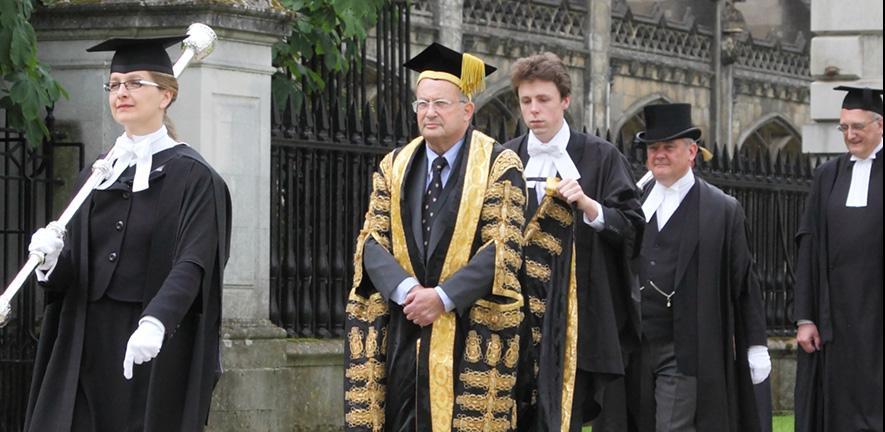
(270, 1, 412, 338)
(0, 110, 83, 432)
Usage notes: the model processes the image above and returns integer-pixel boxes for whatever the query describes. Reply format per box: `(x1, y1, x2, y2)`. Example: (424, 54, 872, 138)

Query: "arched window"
(473, 90, 521, 141)
(738, 114, 801, 160)
(615, 95, 672, 148)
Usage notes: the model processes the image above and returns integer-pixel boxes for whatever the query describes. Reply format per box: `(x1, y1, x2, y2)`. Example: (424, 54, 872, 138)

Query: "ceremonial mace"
(0, 23, 217, 327)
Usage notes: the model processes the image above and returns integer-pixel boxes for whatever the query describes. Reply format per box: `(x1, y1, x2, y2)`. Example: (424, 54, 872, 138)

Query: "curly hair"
(510, 52, 571, 98)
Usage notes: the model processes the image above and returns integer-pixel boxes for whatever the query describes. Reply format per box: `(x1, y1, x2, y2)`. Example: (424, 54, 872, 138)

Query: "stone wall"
(802, 0, 883, 154)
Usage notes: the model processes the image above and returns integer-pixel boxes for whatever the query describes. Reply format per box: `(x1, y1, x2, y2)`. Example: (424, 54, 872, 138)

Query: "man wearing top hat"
(501, 52, 644, 431)
(344, 43, 527, 430)
(793, 86, 883, 432)
(631, 103, 769, 432)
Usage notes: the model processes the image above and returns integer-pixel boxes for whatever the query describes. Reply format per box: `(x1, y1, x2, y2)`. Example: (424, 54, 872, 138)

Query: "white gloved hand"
(747, 345, 771, 385)
(123, 316, 165, 380)
(28, 221, 66, 281)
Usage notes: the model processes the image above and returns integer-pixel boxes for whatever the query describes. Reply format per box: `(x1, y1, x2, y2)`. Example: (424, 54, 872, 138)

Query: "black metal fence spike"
(362, 101, 376, 146)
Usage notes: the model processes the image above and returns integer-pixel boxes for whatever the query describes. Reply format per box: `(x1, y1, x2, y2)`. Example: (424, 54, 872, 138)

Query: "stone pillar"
(585, 0, 612, 132)
(802, 0, 883, 154)
(436, 0, 464, 50)
(34, 2, 296, 430)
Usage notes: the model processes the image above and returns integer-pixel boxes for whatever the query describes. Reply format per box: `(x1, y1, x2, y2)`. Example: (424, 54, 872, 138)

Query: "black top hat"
(635, 103, 702, 144)
(87, 36, 187, 75)
(834, 85, 884, 116)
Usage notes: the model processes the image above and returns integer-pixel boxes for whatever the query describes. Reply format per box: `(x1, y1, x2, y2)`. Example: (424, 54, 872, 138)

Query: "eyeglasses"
(411, 98, 465, 113)
(836, 119, 878, 133)
(103, 79, 160, 93)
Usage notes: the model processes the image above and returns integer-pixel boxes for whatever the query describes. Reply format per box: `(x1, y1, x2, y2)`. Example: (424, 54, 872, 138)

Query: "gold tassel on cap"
(699, 146, 714, 162)
(459, 53, 486, 98)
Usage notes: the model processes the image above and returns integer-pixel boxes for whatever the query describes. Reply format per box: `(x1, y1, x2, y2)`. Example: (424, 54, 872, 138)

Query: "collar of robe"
(96, 126, 180, 192)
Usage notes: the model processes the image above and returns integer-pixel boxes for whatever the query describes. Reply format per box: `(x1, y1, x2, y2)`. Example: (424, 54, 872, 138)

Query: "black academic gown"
(24, 145, 231, 432)
(345, 127, 527, 431)
(504, 131, 644, 430)
(794, 149, 883, 432)
(634, 176, 766, 432)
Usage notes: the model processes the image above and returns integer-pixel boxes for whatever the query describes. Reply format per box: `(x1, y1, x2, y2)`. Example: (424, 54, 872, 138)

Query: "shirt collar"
(641, 169, 695, 223)
(527, 119, 570, 149)
(426, 138, 463, 173)
(663, 169, 696, 194)
(850, 139, 884, 162)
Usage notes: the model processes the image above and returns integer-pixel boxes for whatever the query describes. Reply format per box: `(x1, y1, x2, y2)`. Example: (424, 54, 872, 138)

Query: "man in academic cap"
(501, 52, 644, 431)
(344, 43, 527, 430)
(794, 86, 883, 432)
(24, 36, 230, 431)
(630, 103, 769, 432)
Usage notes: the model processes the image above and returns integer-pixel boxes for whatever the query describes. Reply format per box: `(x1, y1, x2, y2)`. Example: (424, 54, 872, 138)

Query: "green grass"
(581, 415, 795, 431)
(773, 415, 795, 431)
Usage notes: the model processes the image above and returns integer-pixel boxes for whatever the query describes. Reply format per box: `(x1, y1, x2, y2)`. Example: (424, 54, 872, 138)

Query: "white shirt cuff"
(796, 319, 815, 327)
(582, 200, 605, 231)
(392, 277, 419, 305)
(434, 286, 456, 312)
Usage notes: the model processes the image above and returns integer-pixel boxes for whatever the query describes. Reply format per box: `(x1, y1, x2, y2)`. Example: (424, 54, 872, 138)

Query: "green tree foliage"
(272, 0, 387, 111)
(0, 0, 67, 146)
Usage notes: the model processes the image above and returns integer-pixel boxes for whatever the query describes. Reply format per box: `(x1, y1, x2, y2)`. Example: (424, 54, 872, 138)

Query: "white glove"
(747, 345, 771, 385)
(123, 316, 165, 380)
(28, 221, 66, 281)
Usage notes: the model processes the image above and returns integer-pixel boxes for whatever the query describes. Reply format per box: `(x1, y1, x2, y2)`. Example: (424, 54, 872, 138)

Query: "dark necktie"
(423, 156, 448, 249)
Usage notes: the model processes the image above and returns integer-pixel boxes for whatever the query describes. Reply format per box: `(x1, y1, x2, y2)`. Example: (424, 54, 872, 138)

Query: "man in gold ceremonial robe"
(344, 42, 527, 432)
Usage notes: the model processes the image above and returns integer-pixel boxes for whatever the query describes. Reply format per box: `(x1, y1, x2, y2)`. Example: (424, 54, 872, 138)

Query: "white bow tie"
(524, 140, 581, 183)
(95, 128, 176, 192)
(528, 140, 566, 158)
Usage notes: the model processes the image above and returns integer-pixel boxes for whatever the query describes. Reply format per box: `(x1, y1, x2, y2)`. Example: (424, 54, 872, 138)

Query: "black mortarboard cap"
(403, 42, 496, 98)
(834, 85, 884, 116)
(87, 36, 187, 75)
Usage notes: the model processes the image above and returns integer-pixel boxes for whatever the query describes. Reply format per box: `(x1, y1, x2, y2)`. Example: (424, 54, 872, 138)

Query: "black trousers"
(72, 297, 149, 432)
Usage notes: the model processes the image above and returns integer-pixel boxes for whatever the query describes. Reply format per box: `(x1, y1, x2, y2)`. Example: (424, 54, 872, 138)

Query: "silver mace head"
(183, 23, 216, 62)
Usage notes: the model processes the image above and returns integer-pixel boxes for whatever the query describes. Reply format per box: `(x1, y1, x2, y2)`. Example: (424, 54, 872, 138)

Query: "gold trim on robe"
(560, 246, 578, 432)
(346, 130, 526, 432)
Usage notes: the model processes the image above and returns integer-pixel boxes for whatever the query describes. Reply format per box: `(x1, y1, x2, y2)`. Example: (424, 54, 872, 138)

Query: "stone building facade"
(802, 0, 883, 153)
(395, 0, 812, 157)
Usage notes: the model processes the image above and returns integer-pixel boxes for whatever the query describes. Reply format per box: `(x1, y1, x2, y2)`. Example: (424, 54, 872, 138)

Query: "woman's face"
(107, 70, 172, 135)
